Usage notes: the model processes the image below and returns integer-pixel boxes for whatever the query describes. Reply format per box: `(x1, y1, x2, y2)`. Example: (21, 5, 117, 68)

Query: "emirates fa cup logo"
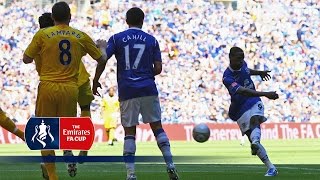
(31, 120, 54, 148)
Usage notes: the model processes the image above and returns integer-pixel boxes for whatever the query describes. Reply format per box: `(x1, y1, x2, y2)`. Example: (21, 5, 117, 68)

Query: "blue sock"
(123, 135, 136, 176)
(154, 128, 174, 167)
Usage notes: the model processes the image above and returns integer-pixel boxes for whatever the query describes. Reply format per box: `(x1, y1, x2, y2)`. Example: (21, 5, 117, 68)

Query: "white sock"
(155, 129, 174, 167)
(123, 135, 136, 175)
(257, 143, 275, 169)
(250, 127, 261, 143)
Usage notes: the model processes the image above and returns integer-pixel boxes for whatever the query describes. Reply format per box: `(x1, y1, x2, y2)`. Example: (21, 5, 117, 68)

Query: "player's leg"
(120, 98, 140, 180)
(41, 150, 57, 180)
(105, 117, 117, 146)
(123, 126, 137, 180)
(78, 81, 94, 118)
(77, 80, 94, 159)
(245, 102, 277, 176)
(36, 82, 59, 180)
(246, 115, 277, 176)
(104, 120, 113, 145)
(77, 104, 91, 158)
(240, 135, 246, 146)
(108, 127, 115, 145)
(141, 96, 179, 180)
(58, 84, 79, 177)
(0, 108, 25, 141)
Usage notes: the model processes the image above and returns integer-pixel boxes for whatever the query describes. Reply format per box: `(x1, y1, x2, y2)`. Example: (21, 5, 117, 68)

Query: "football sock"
(46, 163, 58, 180)
(80, 110, 91, 117)
(0, 111, 25, 141)
(41, 150, 58, 179)
(250, 126, 261, 143)
(108, 128, 115, 144)
(256, 143, 275, 169)
(123, 135, 136, 175)
(154, 128, 174, 167)
(105, 130, 109, 141)
(77, 110, 91, 156)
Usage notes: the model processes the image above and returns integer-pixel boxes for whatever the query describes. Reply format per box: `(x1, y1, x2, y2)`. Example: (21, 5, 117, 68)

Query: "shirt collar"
(228, 66, 241, 72)
(128, 27, 142, 30)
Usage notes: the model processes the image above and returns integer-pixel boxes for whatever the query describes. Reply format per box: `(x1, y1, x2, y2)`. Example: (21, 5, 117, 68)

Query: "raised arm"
(249, 69, 271, 81)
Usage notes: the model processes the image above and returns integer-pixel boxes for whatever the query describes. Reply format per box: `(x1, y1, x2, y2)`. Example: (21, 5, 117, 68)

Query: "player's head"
(229, 47, 244, 70)
(126, 7, 144, 28)
(108, 87, 115, 97)
(52, 1, 71, 24)
(39, 13, 54, 29)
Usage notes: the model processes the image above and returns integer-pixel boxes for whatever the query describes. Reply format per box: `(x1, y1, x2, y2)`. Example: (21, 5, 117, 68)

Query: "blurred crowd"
(0, 0, 319, 124)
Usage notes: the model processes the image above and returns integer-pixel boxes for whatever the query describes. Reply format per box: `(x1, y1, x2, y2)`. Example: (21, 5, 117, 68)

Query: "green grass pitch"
(0, 139, 319, 180)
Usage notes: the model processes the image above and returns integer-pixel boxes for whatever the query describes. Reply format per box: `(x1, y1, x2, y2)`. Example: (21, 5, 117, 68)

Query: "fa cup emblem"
(31, 120, 54, 148)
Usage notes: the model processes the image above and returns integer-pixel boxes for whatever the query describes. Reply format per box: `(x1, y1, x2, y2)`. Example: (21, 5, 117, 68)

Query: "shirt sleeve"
(153, 38, 162, 62)
(223, 75, 241, 95)
(106, 35, 116, 60)
(82, 32, 102, 60)
(24, 31, 42, 58)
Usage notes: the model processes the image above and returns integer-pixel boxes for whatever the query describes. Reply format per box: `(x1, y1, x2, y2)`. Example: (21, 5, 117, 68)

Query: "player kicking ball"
(222, 47, 279, 176)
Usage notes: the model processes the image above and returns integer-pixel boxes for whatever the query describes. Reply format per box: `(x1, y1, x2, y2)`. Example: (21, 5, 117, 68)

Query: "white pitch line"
(0, 165, 319, 172)
(85, 164, 320, 172)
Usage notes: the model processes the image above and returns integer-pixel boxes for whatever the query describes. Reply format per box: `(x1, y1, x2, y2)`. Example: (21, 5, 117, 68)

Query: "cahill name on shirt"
(122, 34, 146, 42)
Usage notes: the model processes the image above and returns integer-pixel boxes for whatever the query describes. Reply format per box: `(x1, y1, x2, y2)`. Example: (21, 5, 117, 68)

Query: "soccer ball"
(192, 123, 210, 143)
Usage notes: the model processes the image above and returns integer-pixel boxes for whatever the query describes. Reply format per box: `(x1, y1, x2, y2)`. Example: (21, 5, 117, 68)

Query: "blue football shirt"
(222, 61, 261, 121)
(105, 27, 161, 101)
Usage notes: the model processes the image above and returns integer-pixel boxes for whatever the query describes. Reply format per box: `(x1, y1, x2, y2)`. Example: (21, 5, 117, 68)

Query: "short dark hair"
(52, 1, 71, 22)
(126, 7, 144, 26)
(39, 13, 54, 28)
(229, 47, 244, 59)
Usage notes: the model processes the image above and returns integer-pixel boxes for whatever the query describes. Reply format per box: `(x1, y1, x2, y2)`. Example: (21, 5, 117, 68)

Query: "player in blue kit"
(222, 47, 279, 176)
(93, 7, 178, 180)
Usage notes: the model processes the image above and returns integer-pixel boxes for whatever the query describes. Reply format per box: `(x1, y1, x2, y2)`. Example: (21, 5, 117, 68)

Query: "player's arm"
(153, 39, 162, 76)
(23, 54, 33, 64)
(249, 69, 271, 81)
(81, 32, 107, 64)
(223, 76, 278, 100)
(92, 56, 107, 96)
(93, 37, 116, 96)
(93, 39, 111, 83)
(23, 31, 42, 64)
(154, 61, 162, 76)
(237, 87, 278, 99)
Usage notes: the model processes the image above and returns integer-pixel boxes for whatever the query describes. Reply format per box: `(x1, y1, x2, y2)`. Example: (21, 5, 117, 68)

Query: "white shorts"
(120, 96, 161, 127)
(236, 101, 267, 135)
